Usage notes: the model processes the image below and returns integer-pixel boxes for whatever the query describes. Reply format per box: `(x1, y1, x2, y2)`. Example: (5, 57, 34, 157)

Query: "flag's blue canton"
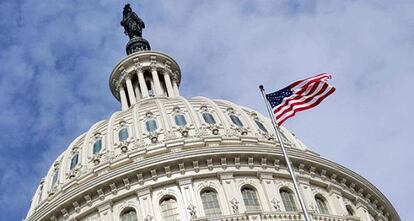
(266, 86, 293, 108)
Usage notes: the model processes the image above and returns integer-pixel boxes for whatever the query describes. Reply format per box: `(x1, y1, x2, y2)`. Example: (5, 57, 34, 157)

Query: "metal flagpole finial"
(259, 85, 264, 91)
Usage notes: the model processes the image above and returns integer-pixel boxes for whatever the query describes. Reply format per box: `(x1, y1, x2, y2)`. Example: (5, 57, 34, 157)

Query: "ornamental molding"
(28, 147, 399, 221)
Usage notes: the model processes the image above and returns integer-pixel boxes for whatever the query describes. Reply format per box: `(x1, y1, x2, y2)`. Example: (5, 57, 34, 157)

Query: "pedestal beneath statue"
(126, 37, 151, 55)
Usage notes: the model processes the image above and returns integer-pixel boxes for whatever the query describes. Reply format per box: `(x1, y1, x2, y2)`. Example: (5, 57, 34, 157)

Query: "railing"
(193, 211, 362, 221)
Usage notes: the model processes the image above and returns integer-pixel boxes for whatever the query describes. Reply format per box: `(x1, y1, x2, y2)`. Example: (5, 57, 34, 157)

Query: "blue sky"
(0, 1, 413, 220)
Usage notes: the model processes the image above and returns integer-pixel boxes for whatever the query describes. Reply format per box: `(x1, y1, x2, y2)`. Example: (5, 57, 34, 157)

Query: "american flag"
(265, 73, 336, 126)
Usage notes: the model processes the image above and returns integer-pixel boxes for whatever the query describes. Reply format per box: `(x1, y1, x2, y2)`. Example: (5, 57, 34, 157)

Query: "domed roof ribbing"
(29, 96, 307, 210)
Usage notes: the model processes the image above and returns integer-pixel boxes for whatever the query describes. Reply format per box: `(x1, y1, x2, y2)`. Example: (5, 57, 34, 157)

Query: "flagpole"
(259, 85, 312, 221)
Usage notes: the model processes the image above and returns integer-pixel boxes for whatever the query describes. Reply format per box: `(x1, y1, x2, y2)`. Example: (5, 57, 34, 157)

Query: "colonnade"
(118, 65, 180, 110)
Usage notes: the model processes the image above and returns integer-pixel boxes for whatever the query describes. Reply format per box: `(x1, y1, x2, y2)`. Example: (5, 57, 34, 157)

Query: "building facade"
(25, 6, 400, 221)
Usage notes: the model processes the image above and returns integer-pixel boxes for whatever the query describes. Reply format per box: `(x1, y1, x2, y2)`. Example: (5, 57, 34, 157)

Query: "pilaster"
(177, 178, 197, 220)
(355, 198, 372, 221)
(259, 172, 279, 212)
(97, 201, 113, 221)
(297, 177, 317, 212)
(327, 184, 347, 216)
(136, 188, 154, 219)
(219, 173, 244, 214)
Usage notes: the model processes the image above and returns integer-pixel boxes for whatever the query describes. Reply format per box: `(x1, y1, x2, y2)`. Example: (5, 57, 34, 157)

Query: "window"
(241, 186, 261, 211)
(70, 153, 78, 170)
(145, 118, 158, 133)
(119, 127, 129, 142)
(315, 195, 329, 214)
(254, 119, 268, 133)
(280, 189, 297, 211)
(120, 208, 138, 221)
(160, 196, 180, 221)
(51, 171, 59, 187)
(202, 112, 216, 124)
(230, 114, 243, 127)
(93, 139, 102, 154)
(201, 189, 221, 217)
(346, 205, 354, 216)
(37, 184, 43, 204)
(174, 114, 187, 127)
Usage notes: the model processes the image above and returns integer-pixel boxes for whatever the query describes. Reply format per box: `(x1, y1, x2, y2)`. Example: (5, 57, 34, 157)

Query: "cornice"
(27, 145, 399, 221)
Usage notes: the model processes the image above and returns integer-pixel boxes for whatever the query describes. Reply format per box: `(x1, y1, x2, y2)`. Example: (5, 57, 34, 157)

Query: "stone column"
(172, 78, 180, 97)
(327, 184, 347, 216)
(137, 68, 149, 98)
(163, 70, 175, 97)
(137, 188, 154, 220)
(119, 86, 129, 111)
(151, 66, 163, 96)
(178, 178, 197, 220)
(126, 77, 136, 105)
(134, 82, 141, 102)
(97, 202, 113, 221)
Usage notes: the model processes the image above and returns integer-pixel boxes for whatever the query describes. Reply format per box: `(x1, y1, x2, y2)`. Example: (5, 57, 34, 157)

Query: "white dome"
(26, 95, 399, 221)
(28, 96, 307, 212)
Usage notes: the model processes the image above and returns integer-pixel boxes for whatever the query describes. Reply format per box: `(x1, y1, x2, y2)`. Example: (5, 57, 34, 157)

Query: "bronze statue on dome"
(121, 4, 145, 39)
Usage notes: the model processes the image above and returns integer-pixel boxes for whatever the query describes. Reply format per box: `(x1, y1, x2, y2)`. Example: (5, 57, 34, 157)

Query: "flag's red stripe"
(276, 87, 336, 125)
(273, 81, 322, 114)
(288, 73, 330, 89)
(275, 83, 329, 118)
(276, 85, 334, 122)
(277, 86, 334, 123)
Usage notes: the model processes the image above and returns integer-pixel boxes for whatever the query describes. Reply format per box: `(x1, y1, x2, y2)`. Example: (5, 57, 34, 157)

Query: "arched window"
(241, 186, 261, 211)
(315, 195, 329, 214)
(346, 205, 354, 216)
(145, 118, 158, 133)
(174, 114, 187, 127)
(120, 208, 138, 221)
(51, 171, 59, 187)
(160, 196, 180, 221)
(70, 153, 79, 170)
(93, 139, 102, 155)
(202, 112, 216, 124)
(200, 189, 221, 217)
(254, 119, 268, 133)
(229, 114, 243, 127)
(119, 127, 129, 142)
(280, 189, 297, 211)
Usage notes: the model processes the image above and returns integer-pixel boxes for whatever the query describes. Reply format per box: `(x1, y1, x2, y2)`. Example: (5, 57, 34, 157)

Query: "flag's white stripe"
(275, 85, 334, 123)
(273, 81, 320, 113)
(291, 74, 331, 91)
(276, 85, 332, 119)
(274, 82, 325, 115)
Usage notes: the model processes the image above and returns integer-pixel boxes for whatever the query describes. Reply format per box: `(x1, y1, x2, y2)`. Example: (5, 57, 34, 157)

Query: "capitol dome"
(26, 6, 399, 221)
